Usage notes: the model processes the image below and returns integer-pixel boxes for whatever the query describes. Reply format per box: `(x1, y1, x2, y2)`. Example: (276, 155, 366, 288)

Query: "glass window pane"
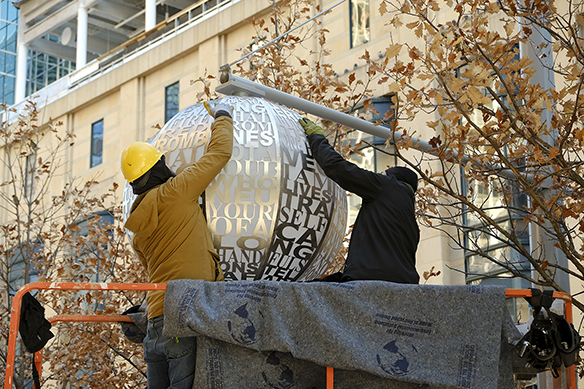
(91, 120, 104, 167)
(192, 5, 202, 16)
(464, 179, 508, 226)
(0, 51, 5, 73)
(5, 52, 14, 73)
(36, 60, 45, 75)
(165, 81, 180, 123)
(465, 220, 511, 251)
(0, 25, 7, 51)
(4, 74, 14, 94)
(467, 250, 507, 276)
(466, 246, 530, 277)
(8, 4, 18, 22)
(6, 23, 16, 52)
(48, 67, 57, 84)
(36, 74, 44, 87)
(350, 0, 370, 48)
(0, 74, 5, 99)
(4, 90, 13, 105)
(1, 2, 9, 19)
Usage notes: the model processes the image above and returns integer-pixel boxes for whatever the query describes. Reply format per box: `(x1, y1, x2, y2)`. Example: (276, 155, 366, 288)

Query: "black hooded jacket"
(308, 134, 420, 284)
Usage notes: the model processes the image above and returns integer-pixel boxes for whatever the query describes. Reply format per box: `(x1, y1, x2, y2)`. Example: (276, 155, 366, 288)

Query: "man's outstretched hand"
(204, 101, 233, 118)
(299, 118, 325, 137)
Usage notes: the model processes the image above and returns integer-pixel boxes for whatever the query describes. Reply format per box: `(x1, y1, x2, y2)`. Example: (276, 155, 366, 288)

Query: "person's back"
(300, 118, 420, 284)
(342, 168, 419, 283)
(121, 101, 233, 389)
(125, 110, 232, 317)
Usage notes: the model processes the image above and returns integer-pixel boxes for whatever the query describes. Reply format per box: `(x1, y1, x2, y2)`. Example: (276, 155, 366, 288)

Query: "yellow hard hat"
(120, 142, 163, 182)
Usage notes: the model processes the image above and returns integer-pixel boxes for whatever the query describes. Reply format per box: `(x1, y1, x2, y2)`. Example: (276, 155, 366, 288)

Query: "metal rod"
(229, 0, 346, 67)
(216, 73, 532, 182)
(217, 73, 444, 154)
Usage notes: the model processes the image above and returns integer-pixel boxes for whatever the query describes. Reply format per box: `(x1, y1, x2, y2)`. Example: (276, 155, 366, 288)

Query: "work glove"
(299, 118, 325, 137)
(204, 101, 233, 118)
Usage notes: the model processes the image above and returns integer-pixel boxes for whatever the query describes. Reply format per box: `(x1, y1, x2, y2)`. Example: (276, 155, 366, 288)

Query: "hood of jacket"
(125, 187, 160, 238)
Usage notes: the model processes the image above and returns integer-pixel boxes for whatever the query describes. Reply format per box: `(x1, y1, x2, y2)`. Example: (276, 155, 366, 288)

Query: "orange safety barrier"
(4, 282, 166, 389)
(4, 284, 577, 389)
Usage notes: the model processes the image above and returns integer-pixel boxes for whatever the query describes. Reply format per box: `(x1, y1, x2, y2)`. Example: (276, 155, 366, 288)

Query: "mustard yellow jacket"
(125, 115, 233, 319)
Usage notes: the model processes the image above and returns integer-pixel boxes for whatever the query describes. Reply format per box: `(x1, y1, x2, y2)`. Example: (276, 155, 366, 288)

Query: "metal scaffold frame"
(4, 282, 166, 389)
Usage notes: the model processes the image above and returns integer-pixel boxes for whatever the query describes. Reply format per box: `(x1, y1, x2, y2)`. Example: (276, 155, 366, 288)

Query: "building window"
(24, 152, 36, 199)
(90, 119, 103, 168)
(165, 81, 179, 123)
(74, 211, 114, 284)
(8, 241, 42, 293)
(348, 95, 397, 171)
(0, 0, 19, 105)
(350, 0, 370, 48)
(26, 43, 76, 97)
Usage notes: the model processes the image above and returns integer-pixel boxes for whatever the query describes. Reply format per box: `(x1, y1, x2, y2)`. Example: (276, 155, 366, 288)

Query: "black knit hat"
(385, 166, 418, 193)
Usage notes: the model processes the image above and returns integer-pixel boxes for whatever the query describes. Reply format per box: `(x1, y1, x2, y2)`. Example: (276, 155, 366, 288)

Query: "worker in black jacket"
(299, 118, 420, 284)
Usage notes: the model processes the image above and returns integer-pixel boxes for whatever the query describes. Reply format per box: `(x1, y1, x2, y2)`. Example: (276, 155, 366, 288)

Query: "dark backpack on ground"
(19, 292, 54, 388)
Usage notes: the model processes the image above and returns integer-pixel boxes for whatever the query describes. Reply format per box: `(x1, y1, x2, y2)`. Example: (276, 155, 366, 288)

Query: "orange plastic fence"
(4, 284, 576, 389)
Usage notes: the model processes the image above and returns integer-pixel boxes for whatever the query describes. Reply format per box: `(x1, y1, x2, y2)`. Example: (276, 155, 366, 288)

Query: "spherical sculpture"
(123, 96, 347, 281)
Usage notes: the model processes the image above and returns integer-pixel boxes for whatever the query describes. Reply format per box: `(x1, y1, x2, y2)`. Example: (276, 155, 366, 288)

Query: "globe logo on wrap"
(123, 96, 347, 281)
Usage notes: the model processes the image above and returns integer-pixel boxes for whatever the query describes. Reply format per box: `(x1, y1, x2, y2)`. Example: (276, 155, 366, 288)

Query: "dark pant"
(143, 315, 197, 389)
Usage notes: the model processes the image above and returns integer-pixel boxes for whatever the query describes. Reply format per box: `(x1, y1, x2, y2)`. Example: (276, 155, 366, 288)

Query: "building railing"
(4, 282, 576, 389)
(3, 0, 235, 125)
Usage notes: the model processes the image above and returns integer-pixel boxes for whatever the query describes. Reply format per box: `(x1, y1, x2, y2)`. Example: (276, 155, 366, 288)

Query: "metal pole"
(216, 72, 439, 154)
(215, 72, 534, 180)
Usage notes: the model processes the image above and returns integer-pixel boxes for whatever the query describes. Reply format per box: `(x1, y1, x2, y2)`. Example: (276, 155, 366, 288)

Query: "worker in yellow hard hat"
(121, 101, 233, 389)
(120, 141, 163, 187)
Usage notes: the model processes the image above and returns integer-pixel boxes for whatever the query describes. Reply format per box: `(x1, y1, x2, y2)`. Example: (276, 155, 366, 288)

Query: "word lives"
(262, 128, 334, 280)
